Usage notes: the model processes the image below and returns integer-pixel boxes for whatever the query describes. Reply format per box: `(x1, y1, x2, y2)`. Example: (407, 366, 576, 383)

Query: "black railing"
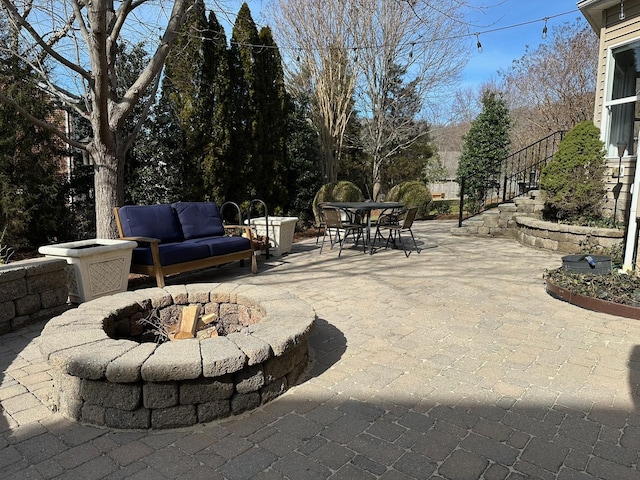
(458, 131, 565, 227)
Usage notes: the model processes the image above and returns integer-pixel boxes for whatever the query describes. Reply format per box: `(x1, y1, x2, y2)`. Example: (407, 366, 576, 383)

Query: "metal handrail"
(458, 131, 565, 226)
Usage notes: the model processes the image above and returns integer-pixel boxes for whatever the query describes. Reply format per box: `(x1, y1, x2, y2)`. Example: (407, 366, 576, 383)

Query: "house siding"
(594, 1, 640, 127)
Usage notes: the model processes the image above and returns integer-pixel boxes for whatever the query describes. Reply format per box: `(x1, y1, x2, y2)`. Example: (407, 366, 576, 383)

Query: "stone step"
(497, 204, 518, 213)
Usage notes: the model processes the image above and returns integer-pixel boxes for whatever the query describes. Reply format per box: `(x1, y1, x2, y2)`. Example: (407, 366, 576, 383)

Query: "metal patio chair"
(319, 207, 365, 256)
(374, 206, 421, 257)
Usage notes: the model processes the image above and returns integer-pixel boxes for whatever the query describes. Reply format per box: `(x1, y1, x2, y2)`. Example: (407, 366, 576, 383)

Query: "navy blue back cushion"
(119, 204, 184, 243)
(172, 202, 225, 239)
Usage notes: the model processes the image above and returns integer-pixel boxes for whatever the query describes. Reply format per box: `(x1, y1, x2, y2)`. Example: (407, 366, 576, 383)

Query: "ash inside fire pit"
(39, 283, 316, 429)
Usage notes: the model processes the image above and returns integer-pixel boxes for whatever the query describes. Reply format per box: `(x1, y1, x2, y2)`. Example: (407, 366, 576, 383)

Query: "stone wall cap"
(141, 339, 202, 381)
(0, 257, 67, 280)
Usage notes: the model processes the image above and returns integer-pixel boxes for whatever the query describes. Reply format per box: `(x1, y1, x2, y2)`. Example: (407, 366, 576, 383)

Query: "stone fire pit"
(39, 283, 316, 429)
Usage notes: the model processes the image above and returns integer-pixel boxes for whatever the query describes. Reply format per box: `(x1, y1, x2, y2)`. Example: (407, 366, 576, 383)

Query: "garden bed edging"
(546, 280, 640, 320)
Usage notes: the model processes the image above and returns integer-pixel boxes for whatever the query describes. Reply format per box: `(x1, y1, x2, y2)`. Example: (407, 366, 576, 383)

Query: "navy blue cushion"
(185, 236, 251, 256)
(172, 202, 225, 239)
(131, 242, 211, 266)
(119, 205, 184, 243)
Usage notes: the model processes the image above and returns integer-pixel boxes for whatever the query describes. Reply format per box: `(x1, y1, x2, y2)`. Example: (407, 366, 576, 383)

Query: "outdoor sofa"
(113, 201, 257, 288)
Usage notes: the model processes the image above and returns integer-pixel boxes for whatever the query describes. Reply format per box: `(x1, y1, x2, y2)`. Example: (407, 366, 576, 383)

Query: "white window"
(604, 41, 640, 157)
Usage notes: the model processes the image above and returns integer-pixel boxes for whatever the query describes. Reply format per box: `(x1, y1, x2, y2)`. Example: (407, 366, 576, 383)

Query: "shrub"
(312, 181, 364, 223)
(432, 200, 453, 216)
(386, 181, 432, 219)
(539, 121, 607, 222)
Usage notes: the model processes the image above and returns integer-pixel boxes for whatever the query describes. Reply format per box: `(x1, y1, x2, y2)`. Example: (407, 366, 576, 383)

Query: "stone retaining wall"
(39, 283, 316, 429)
(0, 257, 71, 335)
(514, 216, 624, 253)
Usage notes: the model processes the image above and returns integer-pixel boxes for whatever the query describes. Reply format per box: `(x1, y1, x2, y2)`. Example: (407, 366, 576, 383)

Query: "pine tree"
(456, 91, 511, 211)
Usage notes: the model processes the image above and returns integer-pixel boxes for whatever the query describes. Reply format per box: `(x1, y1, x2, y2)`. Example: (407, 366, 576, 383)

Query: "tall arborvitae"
(228, 3, 261, 203)
(161, 0, 208, 200)
(255, 26, 290, 212)
(201, 11, 233, 204)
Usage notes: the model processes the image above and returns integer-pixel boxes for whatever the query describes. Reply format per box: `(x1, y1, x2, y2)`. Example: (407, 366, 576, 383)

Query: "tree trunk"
(92, 147, 123, 238)
(372, 157, 382, 201)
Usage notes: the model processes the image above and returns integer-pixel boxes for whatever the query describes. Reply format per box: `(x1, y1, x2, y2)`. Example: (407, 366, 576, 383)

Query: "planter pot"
(546, 280, 640, 320)
(38, 239, 137, 303)
(247, 216, 298, 257)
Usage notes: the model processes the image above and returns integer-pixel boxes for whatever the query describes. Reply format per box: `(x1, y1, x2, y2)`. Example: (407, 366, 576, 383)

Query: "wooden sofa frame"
(114, 207, 257, 288)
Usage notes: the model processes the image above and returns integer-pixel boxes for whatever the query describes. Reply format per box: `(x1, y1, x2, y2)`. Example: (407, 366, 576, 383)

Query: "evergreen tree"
(456, 90, 511, 211)
(540, 121, 606, 222)
(127, 103, 189, 205)
(255, 26, 290, 213)
(0, 31, 71, 249)
(160, 0, 208, 200)
(228, 3, 261, 203)
(201, 11, 233, 204)
(383, 130, 436, 193)
(120, 42, 189, 205)
(286, 96, 323, 222)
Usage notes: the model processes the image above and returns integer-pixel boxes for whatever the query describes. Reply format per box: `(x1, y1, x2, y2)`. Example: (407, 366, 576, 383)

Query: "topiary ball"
(386, 181, 432, 219)
(312, 181, 364, 223)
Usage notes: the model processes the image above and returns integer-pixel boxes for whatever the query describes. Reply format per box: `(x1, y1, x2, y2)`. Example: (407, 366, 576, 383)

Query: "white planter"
(247, 216, 298, 257)
(38, 239, 137, 303)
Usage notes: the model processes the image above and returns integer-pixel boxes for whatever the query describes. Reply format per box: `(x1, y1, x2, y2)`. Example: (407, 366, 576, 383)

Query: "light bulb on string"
(476, 33, 483, 54)
(542, 18, 548, 39)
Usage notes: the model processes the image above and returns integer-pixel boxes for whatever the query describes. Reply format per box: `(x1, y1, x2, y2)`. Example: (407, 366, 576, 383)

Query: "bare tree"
(271, 0, 357, 183)
(499, 19, 598, 150)
(272, 0, 475, 198)
(352, 0, 470, 200)
(0, 0, 198, 237)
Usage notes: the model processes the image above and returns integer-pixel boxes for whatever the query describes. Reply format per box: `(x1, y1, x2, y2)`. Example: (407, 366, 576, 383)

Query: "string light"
(620, 0, 625, 21)
(216, 9, 577, 57)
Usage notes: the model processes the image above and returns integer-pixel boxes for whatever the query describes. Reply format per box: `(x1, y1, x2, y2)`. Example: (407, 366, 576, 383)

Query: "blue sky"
(229, 0, 586, 91)
(459, 0, 585, 88)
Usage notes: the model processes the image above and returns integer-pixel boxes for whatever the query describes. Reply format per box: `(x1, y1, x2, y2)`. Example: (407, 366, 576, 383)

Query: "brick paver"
(2, 220, 640, 479)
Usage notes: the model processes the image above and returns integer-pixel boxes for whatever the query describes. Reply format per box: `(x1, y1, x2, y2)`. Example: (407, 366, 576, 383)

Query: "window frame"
(602, 39, 640, 157)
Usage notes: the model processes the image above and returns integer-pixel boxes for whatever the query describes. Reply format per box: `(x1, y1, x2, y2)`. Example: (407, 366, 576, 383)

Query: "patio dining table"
(324, 201, 402, 254)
